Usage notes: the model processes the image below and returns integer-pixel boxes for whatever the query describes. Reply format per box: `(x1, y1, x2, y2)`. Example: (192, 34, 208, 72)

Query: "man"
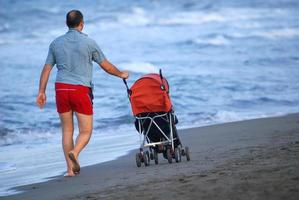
(36, 10, 129, 177)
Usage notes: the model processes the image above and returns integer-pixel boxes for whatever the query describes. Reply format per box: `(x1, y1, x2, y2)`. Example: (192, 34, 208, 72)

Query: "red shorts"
(55, 83, 93, 115)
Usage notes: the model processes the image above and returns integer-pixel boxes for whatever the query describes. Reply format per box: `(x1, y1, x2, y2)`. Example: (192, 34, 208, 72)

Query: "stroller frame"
(136, 111, 177, 150)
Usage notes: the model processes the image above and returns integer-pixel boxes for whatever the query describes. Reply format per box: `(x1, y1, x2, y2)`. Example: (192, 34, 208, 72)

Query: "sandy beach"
(3, 113, 299, 200)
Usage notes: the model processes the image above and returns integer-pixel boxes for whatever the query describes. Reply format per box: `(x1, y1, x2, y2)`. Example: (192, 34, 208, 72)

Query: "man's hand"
(36, 92, 47, 109)
(120, 70, 129, 79)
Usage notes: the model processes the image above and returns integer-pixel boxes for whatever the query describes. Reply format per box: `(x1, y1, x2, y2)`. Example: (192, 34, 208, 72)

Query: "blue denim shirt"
(45, 28, 106, 87)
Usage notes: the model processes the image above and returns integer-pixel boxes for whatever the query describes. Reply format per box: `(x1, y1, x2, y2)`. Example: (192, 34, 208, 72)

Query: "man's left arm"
(90, 40, 128, 79)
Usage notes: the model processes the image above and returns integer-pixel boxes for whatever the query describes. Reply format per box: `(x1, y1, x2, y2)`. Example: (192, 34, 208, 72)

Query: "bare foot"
(64, 170, 76, 177)
(68, 151, 80, 174)
(63, 167, 76, 177)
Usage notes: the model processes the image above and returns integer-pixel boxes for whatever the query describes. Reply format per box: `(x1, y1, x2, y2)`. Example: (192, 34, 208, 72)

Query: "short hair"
(66, 10, 83, 28)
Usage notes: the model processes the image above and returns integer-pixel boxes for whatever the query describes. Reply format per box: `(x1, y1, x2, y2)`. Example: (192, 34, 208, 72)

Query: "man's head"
(66, 10, 84, 30)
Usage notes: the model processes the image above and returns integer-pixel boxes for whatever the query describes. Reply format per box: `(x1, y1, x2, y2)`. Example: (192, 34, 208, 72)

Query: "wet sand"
(3, 114, 299, 200)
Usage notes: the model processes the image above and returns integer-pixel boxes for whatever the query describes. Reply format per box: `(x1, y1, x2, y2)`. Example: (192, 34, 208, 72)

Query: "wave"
(0, 129, 56, 146)
(0, 162, 16, 173)
(231, 97, 298, 108)
(94, 114, 134, 130)
(193, 35, 230, 46)
(158, 11, 225, 25)
(1, 5, 296, 47)
(119, 61, 159, 73)
(107, 7, 289, 28)
(212, 110, 253, 123)
(177, 110, 271, 129)
(254, 28, 299, 39)
(117, 7, 152, 26)
(0, 23, 10, 33)
(104, 7, 227, 28)
(0, 117, 134, 146)
(228, 28, 299, 40)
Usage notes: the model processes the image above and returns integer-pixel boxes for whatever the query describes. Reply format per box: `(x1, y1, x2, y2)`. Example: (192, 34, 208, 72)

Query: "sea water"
(0, 0, 299, 196)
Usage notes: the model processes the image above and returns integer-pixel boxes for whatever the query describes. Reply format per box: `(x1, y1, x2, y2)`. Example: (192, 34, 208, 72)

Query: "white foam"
(119, 61, 159, 73)
(255, 28, 299, 39)
(117, 7, 152, 26)
(159, 11, 226, 25)
(214, 110, 246, 123)
(45, 7, 61, 14)
(194, 35, 230, 46)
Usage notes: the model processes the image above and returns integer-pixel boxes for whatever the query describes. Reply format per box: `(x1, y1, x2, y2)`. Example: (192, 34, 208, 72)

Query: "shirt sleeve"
(90, 40, 106, 64)
(45, 42, 56, 67)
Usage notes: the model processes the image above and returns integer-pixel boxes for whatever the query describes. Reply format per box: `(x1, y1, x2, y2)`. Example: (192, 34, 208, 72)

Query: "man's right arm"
(99, 59, 129, 79)
(36, 64, 53, 109)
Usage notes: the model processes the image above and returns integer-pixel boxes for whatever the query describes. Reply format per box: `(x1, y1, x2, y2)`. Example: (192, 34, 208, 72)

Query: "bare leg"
(59, 111, 75, 176)
(69, 112, 93, 162)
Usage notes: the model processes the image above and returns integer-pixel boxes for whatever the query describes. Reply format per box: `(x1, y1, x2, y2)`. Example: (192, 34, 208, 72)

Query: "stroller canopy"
(130, 73, 172, 115)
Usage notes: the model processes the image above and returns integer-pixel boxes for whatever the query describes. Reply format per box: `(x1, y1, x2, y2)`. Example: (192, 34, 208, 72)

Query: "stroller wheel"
(144, 152, 149, 166)
(145, 151, 150, 165)
(185, 146, 190, 161)
(179, 147, 183, 162)
(136, 153, 142, 167)
(150, 152, 154, 160)
(166, 148, 172, 164)
(154, 150, 159, 165)
(174, 147, 181, 163)
(181, 149, 185, 156)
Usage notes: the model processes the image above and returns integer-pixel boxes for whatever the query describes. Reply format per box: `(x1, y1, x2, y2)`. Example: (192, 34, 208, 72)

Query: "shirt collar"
(68, 28, 81, 33)
(67, 28, 87, 36)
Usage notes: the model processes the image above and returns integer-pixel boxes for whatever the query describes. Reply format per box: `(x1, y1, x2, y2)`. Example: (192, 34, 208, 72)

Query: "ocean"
(0, 0, 299, 196)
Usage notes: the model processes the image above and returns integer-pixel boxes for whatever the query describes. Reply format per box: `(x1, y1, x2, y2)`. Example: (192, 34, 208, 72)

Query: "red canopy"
(130, 73, 172, 115)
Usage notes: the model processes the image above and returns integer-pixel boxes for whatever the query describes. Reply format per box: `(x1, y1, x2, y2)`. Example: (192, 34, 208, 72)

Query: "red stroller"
(123, 70, 190, 167)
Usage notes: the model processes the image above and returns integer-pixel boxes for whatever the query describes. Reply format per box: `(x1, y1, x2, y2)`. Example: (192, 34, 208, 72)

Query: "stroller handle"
(159, 69, 163, 80)
(123, 78, 131, 97)
(123, 78, 129, 90)
(159, 69, 166, 91)
(123, 78, 128, 86)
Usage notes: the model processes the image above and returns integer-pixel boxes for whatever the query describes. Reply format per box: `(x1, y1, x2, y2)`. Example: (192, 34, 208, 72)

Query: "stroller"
(123, 70, 190, 167)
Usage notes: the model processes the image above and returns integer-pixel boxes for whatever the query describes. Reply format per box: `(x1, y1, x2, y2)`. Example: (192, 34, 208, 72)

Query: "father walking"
(36, 10, 129, 176)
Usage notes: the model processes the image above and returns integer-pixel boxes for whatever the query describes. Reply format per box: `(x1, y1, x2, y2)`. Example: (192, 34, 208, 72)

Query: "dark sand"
(3, 114, 299, 200)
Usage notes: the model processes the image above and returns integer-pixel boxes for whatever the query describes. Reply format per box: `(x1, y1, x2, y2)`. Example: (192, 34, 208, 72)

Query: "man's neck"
(69, 27, 82, 32)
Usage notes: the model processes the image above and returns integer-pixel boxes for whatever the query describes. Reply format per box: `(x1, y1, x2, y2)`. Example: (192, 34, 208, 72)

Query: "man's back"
(47, 28, 105, 87)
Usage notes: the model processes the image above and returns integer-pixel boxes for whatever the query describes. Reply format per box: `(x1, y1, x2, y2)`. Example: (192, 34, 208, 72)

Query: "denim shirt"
(45, 28, 106, 87)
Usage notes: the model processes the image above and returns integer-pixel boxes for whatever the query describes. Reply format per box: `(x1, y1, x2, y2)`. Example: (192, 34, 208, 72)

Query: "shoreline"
(2, 113, 299, 200)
